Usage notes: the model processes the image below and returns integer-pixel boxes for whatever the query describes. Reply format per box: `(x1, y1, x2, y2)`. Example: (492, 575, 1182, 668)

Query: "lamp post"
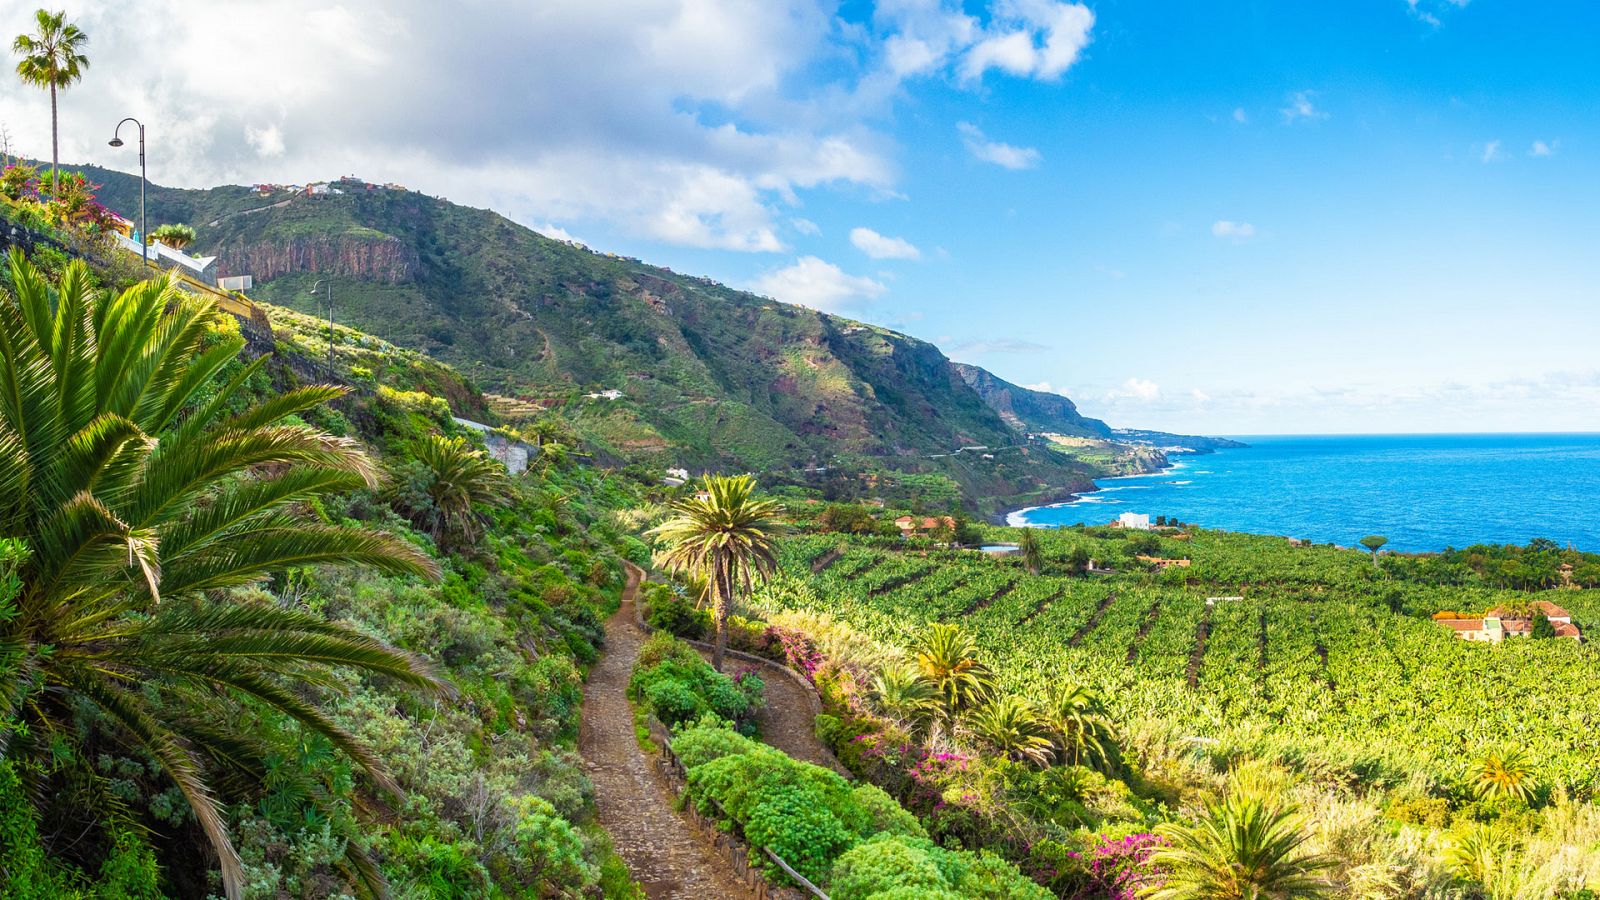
(309, 279, 334, 379)
(108, 117, 146, 265)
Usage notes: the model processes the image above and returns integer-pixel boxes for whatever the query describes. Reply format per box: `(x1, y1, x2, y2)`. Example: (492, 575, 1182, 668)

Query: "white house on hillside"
(1118, 512, 1151, 530)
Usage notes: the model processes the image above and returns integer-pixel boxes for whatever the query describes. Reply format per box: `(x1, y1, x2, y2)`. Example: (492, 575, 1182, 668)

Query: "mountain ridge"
(74, 164, 1236, 510)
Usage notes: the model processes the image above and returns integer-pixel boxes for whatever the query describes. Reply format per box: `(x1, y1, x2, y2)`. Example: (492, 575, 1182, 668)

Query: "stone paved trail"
(578, 565, 756, 899)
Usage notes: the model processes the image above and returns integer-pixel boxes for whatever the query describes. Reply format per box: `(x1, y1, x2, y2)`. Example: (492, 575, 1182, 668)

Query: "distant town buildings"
(1117, 512, 1152, 530)
(1435, 601, 1582, 643)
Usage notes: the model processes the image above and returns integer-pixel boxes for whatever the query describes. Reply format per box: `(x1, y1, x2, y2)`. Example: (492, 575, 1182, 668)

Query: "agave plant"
(869, 661, 939, 730)
(1039, 683, 1118, 771)
(1475, 747, 1537, 804)
(0, 252, 445, 899)
(910, 622, 996, 726)
(411, 432, 510, 548)
(1145, 792, 1333, 899)
(964, 694, 1054, 766)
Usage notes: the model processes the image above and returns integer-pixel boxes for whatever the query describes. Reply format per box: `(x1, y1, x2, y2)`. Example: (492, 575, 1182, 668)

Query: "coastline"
(1002, 457, 1191, 528)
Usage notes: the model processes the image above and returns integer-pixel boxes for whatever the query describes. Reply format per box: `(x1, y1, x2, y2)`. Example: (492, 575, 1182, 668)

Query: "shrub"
(646, 589, 711, 639)
(673, 721, 764, 769)
(630, 636, 763, 732)
(830, 833, 1051, 900)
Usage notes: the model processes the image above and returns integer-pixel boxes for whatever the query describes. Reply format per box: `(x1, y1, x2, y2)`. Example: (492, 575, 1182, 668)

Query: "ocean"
(1008, 433, 1600, 552)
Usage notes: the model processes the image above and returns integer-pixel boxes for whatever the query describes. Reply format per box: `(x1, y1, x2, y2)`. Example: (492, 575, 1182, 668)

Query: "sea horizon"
(1012, 432, 1600, 553)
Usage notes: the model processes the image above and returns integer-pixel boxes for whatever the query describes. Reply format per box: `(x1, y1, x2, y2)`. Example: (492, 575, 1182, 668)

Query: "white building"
(1118, 512, 1151, 530)
(585, 389, 624, 400)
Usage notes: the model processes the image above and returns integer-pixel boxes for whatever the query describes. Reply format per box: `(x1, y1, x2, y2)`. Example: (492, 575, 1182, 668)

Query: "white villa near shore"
(1117, 512, 1151, 530)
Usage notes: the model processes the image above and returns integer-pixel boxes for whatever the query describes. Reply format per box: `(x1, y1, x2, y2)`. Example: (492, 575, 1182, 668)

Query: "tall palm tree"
(648, 474, 785, 670)
(964, 694, 1054, 766)
(12, 8, 89, 183)
(1017, 527, 1043, 575)
(0, 251, 445, 900)
(411, 432, 510, 548)
(1144, 793, 1332, 900)
(1039, 683, 1117, 771)
(910, 622, 996, 727)
(1474, 747, 1537, 804)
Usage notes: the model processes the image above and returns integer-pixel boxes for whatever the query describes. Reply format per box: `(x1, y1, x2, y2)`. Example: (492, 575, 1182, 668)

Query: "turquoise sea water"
(1009, 433, 1600, 552)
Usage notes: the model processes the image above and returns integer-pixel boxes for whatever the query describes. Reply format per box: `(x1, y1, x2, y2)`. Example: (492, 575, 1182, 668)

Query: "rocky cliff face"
(215, 234, 419, 284)
(952, 362, 1111, 438)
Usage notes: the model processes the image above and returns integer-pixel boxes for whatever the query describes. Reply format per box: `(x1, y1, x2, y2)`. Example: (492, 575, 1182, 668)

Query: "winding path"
(578, 566, 756, 899)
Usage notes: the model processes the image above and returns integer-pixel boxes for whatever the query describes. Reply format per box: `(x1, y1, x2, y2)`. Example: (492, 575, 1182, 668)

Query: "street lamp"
(309, 279, 335, 379)
(108, 117, 146, 265)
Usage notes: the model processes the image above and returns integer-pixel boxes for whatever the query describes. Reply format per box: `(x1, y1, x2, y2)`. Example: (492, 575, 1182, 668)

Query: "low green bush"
(830, 833, 1051, 900)
(630, 636, 764, 733)
(645, 587, 710, 639)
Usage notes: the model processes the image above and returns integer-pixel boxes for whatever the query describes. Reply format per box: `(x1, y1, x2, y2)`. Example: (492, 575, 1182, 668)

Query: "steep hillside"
(951, 361, 1111, 438)
(79, 164, 1227, 509)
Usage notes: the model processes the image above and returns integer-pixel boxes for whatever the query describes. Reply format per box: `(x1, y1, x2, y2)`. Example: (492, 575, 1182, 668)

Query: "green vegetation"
(11, 8, 89, 179)
(744, 516, 1600, 896)
(649, 474, 786, 670)
(149, 222, 196, 250)
(669, 719, 1048, 897)
(629, 633, 764, 735)
(0, 244, 646, 897)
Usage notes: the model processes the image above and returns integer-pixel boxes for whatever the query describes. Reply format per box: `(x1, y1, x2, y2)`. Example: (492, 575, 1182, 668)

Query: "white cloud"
(850, 226, 921, 260)
(1105, 377, 1161, 401)
(533, 223, 582, 244)
(0, 1, 1087, 257)
(1407, 0, 1471, 27)
(957, 122, 1042, 170)
(1481, 139, 1506, 163)
(749, 256, 887, 311)
(1211, 220, 1256, 240)
(1232, 107, 1248, 124)
(1529, 140, 1557, 157)
(791, 217, 821, 236)
(1281, 90, 1327, 123)
(1190, 388, 1211, 402)
(958, 0, 1094, 82)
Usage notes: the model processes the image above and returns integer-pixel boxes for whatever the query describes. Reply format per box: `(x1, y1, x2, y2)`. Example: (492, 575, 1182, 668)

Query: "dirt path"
(579, 566, 755, 899)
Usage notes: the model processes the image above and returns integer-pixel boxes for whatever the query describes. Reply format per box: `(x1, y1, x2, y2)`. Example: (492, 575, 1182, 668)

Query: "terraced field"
(770, 530, 1600, 787)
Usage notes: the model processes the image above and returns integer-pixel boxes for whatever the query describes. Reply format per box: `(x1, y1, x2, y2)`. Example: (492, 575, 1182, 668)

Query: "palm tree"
(1474, 747, 1537, 804)
(1039, 683, 1117, 771)
(150, 222, 198, 251)
(910, 622, 996, 727)
(869, 661, 939, 730)
(0, 252, 445, 900)
(964, 695, 1054, 766)
(648, 474, 786, 671)
(12, 9, 89, 183)
(1145, 793, 1332, 900)
(1017, 527, 1043, 575)
(412, 432, 510, 548)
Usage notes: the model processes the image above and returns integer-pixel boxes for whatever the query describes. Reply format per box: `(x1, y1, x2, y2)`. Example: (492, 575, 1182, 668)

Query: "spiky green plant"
(1039, 683, 1118, 771)
(0, 252, 444, 899)
(11, 8, 89, 181)
(1474, 747, 1537, 804)
(910, 622, 995, 727)
(964, 695, 1054, 766)
(870, 661, 939, 730)
(648, 474, 786, 671)
(411, 432, 510, 548)
(1144, 792, 1333, 900)
(1017, 527, 1043, 575)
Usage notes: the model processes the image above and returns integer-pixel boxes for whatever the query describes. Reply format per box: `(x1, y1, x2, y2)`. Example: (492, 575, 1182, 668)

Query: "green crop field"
(771, 528, 1600, 788)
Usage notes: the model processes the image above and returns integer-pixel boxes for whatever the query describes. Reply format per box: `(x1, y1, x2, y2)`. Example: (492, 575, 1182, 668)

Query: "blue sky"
(4, 0, 1597, 434)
